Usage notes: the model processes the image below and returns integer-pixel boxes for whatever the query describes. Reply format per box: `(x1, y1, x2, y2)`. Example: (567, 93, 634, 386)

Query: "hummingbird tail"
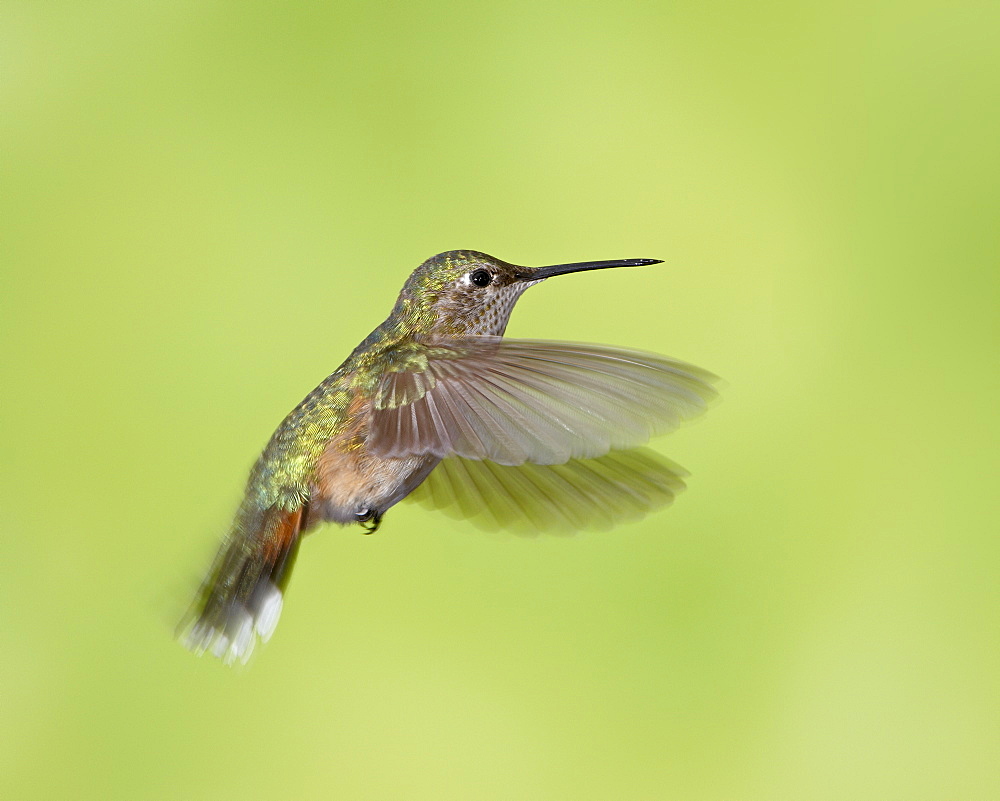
(180, 503, 307, 665)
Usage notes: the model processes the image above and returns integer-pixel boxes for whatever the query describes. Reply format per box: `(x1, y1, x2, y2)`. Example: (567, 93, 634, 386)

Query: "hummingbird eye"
(469, 269, 493, 288)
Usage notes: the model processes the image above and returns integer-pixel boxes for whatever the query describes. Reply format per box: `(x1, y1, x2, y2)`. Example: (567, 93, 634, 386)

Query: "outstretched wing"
(408, 448, 688, 533)
(368, 338, 718, 466)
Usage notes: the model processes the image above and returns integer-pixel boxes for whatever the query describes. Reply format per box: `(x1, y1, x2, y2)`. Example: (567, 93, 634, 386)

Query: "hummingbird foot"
(356, 508, 383, 534)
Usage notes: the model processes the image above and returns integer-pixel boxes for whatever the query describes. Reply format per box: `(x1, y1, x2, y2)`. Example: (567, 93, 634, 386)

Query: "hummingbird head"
(397, 250, 663, 338)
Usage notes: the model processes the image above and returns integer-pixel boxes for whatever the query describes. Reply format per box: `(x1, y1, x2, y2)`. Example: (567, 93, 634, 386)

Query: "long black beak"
(517, 258, 663, 281)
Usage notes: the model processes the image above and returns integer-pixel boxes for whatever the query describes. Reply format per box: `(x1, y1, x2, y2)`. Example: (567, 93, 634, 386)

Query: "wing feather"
(408, 448, 688, 533)
(370, 338, 717, 465)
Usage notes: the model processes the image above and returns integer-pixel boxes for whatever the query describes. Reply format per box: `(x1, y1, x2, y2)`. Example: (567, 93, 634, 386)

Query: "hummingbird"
(181, 250, 718, 664)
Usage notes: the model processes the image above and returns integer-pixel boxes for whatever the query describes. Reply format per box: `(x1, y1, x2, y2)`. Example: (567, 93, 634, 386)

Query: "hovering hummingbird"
(181, 250, 717, 663)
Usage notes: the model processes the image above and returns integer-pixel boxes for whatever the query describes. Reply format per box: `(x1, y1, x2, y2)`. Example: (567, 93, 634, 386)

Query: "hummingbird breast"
(307, 278, 544, 520)
(311, 391, 439, 524)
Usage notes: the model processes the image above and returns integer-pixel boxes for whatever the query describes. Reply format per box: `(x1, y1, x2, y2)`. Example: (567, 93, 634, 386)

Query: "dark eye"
(470, 269, 493, 287)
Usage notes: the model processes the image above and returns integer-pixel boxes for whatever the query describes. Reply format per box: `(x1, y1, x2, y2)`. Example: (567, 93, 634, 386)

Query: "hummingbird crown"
(396, 250, 538, 338)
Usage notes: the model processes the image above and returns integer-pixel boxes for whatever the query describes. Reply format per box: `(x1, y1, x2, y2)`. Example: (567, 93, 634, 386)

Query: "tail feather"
(180, 503, 307, 665)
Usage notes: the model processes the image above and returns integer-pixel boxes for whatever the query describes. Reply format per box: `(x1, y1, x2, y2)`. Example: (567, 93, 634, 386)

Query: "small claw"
(358, 510, 383, 534)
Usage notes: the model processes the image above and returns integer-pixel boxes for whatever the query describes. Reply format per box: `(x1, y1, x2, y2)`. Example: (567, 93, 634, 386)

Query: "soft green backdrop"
(2, 2, 997, 799)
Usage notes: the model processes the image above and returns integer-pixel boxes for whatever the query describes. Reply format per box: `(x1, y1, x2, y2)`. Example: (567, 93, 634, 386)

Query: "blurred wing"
(369, 338, 718, 465)
(407, 448, 687, 533)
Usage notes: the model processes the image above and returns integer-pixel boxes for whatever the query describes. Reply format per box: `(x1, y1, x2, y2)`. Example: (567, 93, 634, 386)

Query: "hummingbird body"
(183, 251, 718, 663)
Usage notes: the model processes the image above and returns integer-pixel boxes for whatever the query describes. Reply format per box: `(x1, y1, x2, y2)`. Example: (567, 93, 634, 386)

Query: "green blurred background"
(2, 1, 997, 799)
